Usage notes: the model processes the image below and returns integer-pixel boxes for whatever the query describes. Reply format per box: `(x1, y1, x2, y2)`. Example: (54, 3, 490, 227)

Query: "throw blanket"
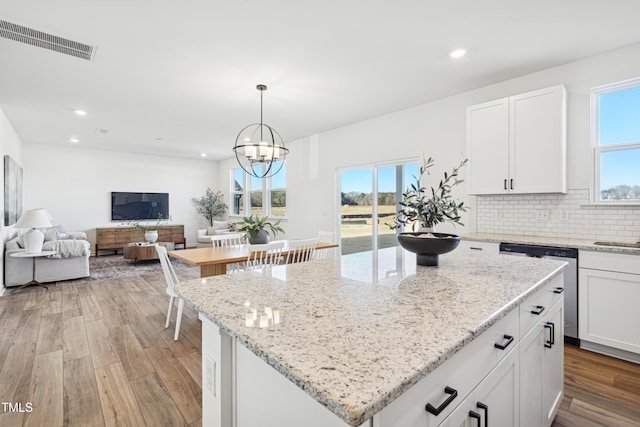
(43, 240, 89, 258)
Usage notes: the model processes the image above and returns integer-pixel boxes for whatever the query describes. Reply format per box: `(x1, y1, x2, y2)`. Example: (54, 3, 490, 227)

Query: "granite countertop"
(462, 232, 640, 255)
(176, 247, 566, 426)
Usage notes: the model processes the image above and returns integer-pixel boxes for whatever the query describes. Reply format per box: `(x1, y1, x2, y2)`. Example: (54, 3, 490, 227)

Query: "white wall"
(22, 143, 219, 253)
(219, 42, 640, 241)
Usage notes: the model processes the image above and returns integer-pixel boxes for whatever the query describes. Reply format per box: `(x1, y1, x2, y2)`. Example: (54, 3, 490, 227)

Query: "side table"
(9, 250, 57, 292)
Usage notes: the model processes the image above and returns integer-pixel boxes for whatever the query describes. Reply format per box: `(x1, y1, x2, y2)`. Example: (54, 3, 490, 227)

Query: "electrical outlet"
(534, 210, 550, 221)
(495, 209, 503, 220)
(558, 209, 570, 222)
(206, 355, 215, 395)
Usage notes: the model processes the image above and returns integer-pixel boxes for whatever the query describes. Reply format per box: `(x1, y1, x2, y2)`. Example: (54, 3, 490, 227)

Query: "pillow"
(207, 221, 229, 235)
(54, 224, 68, 239)
(43, 228, 58, 242)
(15, 235, 25, 249)
(206, 226, 220, 235)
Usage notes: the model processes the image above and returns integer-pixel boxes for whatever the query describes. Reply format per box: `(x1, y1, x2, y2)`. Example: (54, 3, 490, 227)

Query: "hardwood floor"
(553, 345, 640, 427)
(0, 264, 202, 427)
(1, 264, 639, 426)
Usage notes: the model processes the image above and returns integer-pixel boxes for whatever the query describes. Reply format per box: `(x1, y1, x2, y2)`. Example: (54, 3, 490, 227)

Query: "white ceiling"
(2, 1, 640, 161)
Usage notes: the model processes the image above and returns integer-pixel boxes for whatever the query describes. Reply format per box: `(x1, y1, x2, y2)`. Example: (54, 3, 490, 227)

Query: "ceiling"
(2, 1, 640, 162)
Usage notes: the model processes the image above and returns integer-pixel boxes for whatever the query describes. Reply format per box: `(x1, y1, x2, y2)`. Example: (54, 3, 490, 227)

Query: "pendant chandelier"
(233, 84, 289, 178)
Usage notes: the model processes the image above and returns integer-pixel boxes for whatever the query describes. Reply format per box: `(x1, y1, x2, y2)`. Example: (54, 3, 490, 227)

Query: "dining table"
(168, 240, 339, 277)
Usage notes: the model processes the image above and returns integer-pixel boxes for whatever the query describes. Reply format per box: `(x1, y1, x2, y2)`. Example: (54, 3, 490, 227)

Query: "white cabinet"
(467, 85, 567, 195)
(578, 251, 640, 359)
(376, 308, 520, 427)
(440, 348, 519, 427)
(520, 300, 564, 427)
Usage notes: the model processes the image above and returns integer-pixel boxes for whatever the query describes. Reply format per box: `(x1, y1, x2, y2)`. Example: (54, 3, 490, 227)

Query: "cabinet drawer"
(520, 274, 564, 336)
(579, 250, 640, 275)
(377, 307, 519, 427)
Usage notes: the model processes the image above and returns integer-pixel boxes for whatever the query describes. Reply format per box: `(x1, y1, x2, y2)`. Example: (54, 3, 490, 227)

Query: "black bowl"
(397, 232, 460, 266)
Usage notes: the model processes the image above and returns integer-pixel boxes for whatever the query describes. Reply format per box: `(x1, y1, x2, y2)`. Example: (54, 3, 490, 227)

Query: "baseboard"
(0, 284, 7, 297)
(580, 340, 640, 364)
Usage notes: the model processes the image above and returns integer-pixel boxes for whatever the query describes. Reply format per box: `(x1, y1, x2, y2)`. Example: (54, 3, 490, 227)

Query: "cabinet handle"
(494, 334, 514, 350)
(510, 178, 514, 190)
(425, 386, 458, 416)
(531, 305, 545, 315)
(504, 179, 507, 190)
(545, 322, 555, 348)
(553, 287, 564, 294)
(469, 247, 483, 251)
(477, 402, 488, 426)
(469, 410, 481, 426)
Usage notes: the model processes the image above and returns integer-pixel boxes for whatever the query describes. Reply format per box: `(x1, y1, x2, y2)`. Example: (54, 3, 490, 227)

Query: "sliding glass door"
(339, 160, 418, 255)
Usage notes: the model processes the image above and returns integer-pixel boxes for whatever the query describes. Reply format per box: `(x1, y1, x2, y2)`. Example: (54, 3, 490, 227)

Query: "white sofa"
(197, 220, 240, 247)
(4, 230, 91, 287)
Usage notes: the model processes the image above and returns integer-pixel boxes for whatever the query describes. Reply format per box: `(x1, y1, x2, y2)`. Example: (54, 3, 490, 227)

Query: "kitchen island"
(176, 246, 567, 427)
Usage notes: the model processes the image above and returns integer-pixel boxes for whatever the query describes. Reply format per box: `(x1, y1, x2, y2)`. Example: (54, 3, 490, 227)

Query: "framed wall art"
(4, 155, 23, 226)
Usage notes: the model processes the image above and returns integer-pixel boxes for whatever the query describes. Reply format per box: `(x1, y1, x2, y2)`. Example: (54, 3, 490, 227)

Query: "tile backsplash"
(476, 189, 640, 242)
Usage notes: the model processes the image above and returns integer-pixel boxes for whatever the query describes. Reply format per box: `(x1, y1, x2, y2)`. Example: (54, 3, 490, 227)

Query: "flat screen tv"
(111, 192, 169, 221)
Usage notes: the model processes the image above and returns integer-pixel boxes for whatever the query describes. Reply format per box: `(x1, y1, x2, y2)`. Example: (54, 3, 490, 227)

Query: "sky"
(599, 86, 640, 190)
(341, 164, 419, 193)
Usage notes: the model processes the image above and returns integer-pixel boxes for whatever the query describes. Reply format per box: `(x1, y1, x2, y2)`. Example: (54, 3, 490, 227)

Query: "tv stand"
(95, 225, 186, 256)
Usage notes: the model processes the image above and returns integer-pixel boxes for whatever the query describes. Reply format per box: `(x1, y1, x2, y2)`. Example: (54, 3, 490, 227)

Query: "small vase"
(248, 230, 270, 244)
(144, 230, 158, 243)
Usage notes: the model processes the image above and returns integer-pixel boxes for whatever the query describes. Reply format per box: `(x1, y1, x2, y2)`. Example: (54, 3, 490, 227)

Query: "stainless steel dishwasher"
(499, 242, 579, 345)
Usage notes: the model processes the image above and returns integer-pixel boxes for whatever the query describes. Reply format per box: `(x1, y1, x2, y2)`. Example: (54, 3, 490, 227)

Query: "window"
(231, 164, 286, 217)
(592, 78, 640, 203)
(270, 161, 286, 217)
(231, 168, 245, 216)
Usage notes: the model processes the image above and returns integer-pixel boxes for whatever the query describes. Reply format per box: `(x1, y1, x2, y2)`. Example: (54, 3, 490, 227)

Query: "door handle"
(545, 321, 555, 348)
(469, 410, 481, 426)
(477, 402, 488, 427)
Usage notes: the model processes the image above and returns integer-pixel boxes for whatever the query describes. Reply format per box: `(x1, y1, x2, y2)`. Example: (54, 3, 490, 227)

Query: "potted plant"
(130, 214, 169, 243)
(192, 188, 228, 227)
(237, 214, 284, 244)
(390, 157, 468, 266)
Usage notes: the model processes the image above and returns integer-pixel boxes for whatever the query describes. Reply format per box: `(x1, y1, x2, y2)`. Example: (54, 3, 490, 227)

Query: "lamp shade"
(14, 208, 54, 229)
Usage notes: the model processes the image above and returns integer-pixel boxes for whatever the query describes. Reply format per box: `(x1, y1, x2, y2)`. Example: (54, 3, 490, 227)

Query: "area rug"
(71, 255, 197, 284)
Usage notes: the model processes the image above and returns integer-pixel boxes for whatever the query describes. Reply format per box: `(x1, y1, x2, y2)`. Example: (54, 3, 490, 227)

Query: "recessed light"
(200, 153, 207, 157)
(155, 137, 164, 141)
(69, 138, 79, 143)
(73, 110, 88, 116)
(449, 48, 467, 59)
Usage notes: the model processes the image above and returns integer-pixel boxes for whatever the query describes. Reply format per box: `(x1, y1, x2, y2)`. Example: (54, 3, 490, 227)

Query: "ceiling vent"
(0, 19, 96, 61)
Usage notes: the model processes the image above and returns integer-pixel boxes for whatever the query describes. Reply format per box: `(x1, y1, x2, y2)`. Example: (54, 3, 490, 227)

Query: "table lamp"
(14, 208, 54, 253)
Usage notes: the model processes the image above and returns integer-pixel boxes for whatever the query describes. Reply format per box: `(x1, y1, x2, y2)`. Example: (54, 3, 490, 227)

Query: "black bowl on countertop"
(397, 232, 461, 266)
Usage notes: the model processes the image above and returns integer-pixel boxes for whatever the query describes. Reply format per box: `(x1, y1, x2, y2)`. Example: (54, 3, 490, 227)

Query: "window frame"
(591, 77, 640, 205)
(230, 165, 287, 219)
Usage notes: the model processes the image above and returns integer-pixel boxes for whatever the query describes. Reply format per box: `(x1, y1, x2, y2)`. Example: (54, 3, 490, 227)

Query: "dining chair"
(211, 232, 247, 273)
(211, 232, 245, 247)
(285, 237, 319, 264)
(155, 244, 184, 341)
(315, 231, 336, 260)
(245, 241, 285, 270)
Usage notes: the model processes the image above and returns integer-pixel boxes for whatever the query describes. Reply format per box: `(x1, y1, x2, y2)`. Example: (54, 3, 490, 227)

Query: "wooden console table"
(96, 225, 186, 256)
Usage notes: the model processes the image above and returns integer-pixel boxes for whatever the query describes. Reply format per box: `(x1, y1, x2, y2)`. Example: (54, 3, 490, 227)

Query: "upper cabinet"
(467, 85, 567, 195)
